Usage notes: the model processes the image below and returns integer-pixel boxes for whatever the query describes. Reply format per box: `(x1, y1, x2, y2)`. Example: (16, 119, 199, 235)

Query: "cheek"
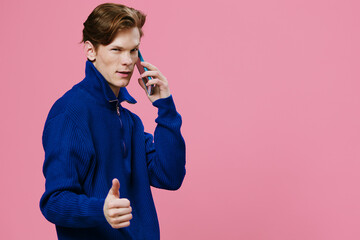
(131, 55, 138, 65)
(100, 52, 117, 65)
(132, 52, 138, 59)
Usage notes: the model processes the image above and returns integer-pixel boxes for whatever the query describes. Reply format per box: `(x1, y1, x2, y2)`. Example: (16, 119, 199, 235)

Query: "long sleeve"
(145, 95, 186, 190)
(40, 112, 106, 228)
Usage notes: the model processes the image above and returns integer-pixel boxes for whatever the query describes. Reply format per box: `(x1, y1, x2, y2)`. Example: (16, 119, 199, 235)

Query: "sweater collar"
(84, 60, 137, 104)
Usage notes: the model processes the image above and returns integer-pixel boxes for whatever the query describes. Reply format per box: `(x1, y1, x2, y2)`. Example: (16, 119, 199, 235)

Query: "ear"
(84, 41, 97, 61)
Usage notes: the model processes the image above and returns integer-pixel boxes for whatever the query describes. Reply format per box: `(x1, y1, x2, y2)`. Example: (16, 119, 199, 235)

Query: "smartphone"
(136, 50, 154, 95)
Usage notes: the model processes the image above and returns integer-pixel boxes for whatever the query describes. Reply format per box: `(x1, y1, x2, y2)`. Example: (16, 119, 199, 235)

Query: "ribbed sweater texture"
(40, 60, 186, 239)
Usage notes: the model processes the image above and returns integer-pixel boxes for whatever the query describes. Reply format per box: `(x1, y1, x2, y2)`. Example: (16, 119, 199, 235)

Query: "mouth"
(116, 70, 131, 77)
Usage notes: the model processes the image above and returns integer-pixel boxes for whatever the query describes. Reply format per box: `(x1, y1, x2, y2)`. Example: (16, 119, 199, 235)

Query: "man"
(40, 3, 186, 240)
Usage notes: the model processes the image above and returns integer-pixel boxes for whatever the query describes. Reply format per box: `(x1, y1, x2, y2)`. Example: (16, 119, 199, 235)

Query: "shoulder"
(42, 85, 95, 150)
(44, 85, 90, 130)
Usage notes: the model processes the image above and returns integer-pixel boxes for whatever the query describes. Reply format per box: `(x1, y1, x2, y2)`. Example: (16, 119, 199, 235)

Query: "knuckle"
(110, 210, 117, 217)
(108, 202, 114, 209)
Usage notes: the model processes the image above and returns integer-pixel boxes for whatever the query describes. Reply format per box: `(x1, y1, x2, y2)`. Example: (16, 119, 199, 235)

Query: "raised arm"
(144, 95, 186, 190)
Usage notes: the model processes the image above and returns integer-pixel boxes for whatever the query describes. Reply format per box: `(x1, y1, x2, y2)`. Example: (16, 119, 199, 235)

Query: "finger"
(108, 198, 131, 209)
(146, 78, 168, 89)
(141, 70, 162, 79)
(112, 213, 133, 224)
(108, 206, 132, 218)
(111, 221, 130, 229)
(141, 61, 158, 71)
(138, 78, 154, 96)
(109, 178, 120, 198)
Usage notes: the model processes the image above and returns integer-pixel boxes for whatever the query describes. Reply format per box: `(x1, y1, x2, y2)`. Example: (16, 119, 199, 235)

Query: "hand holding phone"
(136, 50, 154, 96)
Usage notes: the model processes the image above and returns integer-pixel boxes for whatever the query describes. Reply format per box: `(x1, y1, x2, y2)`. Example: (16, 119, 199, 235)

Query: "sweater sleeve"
(40, 112, 106, 228)
(145, 95, 186, 190)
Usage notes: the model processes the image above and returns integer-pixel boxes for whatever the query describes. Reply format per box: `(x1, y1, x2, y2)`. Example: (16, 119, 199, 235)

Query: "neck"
(109, 85, 120, 98)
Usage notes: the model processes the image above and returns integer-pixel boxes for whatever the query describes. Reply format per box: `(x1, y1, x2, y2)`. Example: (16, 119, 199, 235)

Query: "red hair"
(81, 3, 146, 50)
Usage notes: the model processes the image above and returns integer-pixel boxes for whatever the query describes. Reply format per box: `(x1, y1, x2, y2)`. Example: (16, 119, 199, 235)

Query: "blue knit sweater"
(40, 60, 186, 239)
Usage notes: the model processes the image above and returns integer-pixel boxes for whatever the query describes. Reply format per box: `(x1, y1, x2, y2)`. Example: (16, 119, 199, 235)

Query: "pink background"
(1, 0, 360, 239)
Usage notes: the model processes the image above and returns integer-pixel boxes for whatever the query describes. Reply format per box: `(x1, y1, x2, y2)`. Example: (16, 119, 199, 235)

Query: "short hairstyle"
(81, 3, 146, 50)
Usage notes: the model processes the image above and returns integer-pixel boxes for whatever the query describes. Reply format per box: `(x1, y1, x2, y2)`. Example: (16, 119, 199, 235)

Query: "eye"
(131, 48, 139, 53)
(111, 48, 120, 51)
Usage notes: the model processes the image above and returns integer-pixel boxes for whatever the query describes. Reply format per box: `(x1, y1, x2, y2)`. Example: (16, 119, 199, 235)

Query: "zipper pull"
(116, 102, 120, 116)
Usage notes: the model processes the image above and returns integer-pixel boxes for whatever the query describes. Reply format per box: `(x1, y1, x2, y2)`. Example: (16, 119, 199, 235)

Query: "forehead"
(108, 27, 141, 48)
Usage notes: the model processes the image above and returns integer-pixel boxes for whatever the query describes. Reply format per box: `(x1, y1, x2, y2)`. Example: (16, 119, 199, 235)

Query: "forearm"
(40, 190, 106, 228)
(147, 95, 186, 190)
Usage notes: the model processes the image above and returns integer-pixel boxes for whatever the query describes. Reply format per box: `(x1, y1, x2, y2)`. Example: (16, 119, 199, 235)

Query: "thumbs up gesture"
(103, 178, 133, 228)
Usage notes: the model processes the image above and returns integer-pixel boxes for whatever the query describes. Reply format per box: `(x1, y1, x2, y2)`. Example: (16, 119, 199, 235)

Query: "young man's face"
(88, 27, 141, 97)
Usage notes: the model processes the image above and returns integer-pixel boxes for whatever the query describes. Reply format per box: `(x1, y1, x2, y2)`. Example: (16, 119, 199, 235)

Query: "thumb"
(109, 178, 120, 198)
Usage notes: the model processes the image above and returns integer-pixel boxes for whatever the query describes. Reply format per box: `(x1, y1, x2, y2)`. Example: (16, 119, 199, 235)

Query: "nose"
(120, 52, 132, 66)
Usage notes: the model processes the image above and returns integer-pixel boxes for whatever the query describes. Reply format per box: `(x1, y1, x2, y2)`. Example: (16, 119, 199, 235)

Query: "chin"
(116, 80, 130, 88)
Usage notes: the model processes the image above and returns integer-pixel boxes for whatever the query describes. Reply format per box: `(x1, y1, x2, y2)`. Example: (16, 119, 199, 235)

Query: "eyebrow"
(110, 44, 140, 49)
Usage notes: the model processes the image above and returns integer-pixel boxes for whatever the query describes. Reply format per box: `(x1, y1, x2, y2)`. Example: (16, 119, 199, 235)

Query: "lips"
(116, 71, 131, 77)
